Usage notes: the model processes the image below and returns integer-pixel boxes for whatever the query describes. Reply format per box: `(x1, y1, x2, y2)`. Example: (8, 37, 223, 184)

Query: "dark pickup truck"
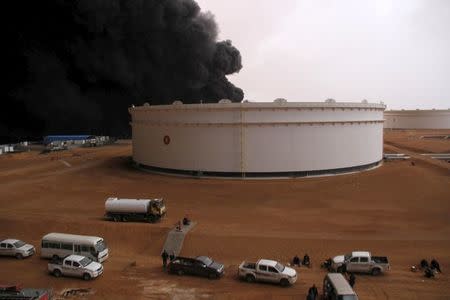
(0, 284, 51, 300)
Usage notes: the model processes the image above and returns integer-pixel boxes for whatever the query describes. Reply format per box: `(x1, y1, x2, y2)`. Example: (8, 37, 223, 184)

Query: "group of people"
(161, 249, 176, 269)
(419, 258, 441, 278)
(175, 216, 191, 231)
(292, 254, 311, 268)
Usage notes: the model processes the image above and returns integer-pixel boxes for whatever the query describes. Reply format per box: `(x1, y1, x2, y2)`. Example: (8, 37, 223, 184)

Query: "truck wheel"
(177, 270, 184, 276)
(337, 266, 346, 273)
(113, 216, 120, 222)
(280, 278, 290, 287)
(15, 253, 23, 259)
(148, 216, 155, 223)
(53, 269, 62, 278)
(121, 216, 127, 222)
(83, 273, 91, 281)
(371, 268, 381, 276)
(245, 274, 255, 283)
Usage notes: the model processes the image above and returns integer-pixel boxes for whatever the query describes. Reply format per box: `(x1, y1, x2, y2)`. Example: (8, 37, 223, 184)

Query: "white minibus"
(41, 233, 109, 262)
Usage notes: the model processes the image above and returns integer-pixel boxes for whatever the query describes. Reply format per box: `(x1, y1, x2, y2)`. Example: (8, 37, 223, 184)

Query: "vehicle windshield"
(344, 253, 352, 261)
(153, 199, 164, 208)
(13, 241, 26, 248)
(197, 256, 213, 266)
(79, 257, 93, 267)
(95, 240, 107, 252)
(275, 262, 285, 272)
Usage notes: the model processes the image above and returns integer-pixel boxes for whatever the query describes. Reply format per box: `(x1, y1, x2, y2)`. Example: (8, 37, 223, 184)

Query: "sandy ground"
(0, 130, 449, 299)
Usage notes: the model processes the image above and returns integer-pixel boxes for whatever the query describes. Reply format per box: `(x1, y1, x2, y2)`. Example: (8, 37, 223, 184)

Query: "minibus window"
(95, 240, 107, 252)
(50, 243, 60, 249)
(61, 243, 73, 250)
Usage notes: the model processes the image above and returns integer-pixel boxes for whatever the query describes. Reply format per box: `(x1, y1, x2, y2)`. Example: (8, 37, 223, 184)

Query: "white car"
(0, 239, 35, 259)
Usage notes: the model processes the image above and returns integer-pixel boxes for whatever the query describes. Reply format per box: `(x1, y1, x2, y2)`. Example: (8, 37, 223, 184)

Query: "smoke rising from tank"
(2, 0, 243, 142)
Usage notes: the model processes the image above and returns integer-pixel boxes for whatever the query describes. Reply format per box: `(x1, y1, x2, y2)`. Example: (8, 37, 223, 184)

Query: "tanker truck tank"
(105, 197, 166, 223)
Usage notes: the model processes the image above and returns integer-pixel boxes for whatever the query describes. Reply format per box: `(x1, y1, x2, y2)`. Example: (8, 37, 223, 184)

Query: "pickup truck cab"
(0, 239, 35, 259)
(331, 251, 390, 275)
(238, 259, 297, 286)
(48, 254, 103, 280)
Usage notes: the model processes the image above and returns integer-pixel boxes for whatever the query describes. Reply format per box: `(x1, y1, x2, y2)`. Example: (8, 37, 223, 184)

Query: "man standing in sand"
(161, 249, 169, 269)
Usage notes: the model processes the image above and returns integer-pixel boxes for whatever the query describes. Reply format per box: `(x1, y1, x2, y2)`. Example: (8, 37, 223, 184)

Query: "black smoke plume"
(2, 0, 243, 142)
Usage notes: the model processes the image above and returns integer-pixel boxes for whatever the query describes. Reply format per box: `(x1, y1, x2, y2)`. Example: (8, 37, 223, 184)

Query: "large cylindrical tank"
(105, 198, 150, 214)
(129, 101, 386, 178)
(384, 109, 450, 129)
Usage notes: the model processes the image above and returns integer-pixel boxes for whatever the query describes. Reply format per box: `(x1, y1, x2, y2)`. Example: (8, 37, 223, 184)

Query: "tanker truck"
(105, 197, 166, 223)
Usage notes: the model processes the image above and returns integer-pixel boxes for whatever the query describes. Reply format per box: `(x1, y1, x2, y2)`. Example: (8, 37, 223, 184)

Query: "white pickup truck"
(238, 259, 297, 286)
(331, 251, 390, 275)
(0, 239, 35, 259)
(48, 254, 103, 280)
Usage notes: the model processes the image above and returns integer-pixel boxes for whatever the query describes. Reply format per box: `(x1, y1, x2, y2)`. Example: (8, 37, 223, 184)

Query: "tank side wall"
(244, 123, 382, 172)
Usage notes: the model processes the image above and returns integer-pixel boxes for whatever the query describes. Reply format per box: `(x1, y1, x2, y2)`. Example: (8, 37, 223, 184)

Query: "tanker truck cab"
(150, 198, 166, 217)
(105, 197, 166, 223)
(41, 233, 109, 263)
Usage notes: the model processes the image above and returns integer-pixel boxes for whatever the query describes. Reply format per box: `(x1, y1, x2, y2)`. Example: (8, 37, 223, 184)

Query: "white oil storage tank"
(129, 101, 386, 178)
(384, 109, 450, 129)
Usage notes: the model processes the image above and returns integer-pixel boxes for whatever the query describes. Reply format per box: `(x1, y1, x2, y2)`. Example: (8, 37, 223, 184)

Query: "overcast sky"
(196, 0, 450, 109)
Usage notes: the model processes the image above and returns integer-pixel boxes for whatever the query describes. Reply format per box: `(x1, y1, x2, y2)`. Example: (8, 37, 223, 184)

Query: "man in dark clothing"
(307, 284, 318, 300)
(349, 273, 356, 287)
(293, 255, 300, 266)
(169, 252, 175, 262)
(430, 259, 441, 273)
(424, 267, 435, 278)
(321, 258, 332, 270)
(303, 254, 311, 267)
(161, 249, 169, 269)
(420, 259, 429, 269)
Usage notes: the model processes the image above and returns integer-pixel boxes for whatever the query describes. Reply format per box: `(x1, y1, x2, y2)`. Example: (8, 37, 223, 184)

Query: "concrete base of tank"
(133, 160, 382, 179)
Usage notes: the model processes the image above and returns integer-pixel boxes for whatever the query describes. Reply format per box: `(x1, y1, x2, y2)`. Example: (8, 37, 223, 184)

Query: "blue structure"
(43, 135, 93, 145)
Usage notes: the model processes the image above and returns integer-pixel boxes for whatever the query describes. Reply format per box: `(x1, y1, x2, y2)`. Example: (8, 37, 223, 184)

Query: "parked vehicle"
(168, 256, 224, 279)
(0, 284, 51, 300)
(238, 259, 297, 286)
(0, 239, 35, 259)
(105, 197, 166, 223)
(48, 254, 103, 281)
(331, 251, 390, 275)
(41, 233, 109, 262)
(323, 273, 359, 300)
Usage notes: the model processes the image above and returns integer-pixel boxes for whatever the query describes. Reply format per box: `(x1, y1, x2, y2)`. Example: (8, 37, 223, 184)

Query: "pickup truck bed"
(372, 256, 388, 264)
(241, 262, 256, 269)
